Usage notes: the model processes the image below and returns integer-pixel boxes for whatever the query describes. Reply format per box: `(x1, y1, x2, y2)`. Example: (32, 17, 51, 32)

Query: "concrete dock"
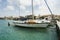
(57, 21, 60, 29)
(56, 21, 60, 40)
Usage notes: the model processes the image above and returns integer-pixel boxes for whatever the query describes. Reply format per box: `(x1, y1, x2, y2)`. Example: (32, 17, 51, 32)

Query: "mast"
(32, 0, 34, 20)
(19, 3, 20, 17)
(44, 0, 53, 20)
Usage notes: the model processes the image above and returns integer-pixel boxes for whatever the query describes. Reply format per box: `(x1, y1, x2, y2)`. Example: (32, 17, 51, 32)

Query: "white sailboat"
(12, 19, 50, 27)
(10, 0, 52, 28)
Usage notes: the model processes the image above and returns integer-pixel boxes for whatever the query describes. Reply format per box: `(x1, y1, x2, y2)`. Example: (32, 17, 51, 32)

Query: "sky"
(0, 0, 60, 17)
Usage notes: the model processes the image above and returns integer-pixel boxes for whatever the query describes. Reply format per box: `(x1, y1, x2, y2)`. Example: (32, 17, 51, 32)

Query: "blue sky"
(0, 0, 60, 17)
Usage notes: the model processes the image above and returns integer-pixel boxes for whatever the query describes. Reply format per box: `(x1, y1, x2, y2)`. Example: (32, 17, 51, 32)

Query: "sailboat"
(9, 0, 53, 28)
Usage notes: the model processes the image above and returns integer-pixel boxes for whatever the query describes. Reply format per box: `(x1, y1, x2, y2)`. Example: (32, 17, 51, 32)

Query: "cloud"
(20, 0, 31, 6)
(33, 0, 43, 6)
(19, 0, 43, 6)
(0, 0, 2, 2)
(5, 5, 15, 10)
(0, 0, 60, 17)
(20, 5, 26, 10)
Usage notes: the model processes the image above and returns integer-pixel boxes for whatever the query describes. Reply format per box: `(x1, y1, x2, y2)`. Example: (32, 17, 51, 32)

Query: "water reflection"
(13, 26, 48, 33)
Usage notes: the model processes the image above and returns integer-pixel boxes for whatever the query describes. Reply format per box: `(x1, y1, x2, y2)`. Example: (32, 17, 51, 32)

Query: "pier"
(56, 21, 60, 40)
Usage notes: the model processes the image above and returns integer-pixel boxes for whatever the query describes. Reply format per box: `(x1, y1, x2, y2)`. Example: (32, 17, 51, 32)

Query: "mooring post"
(8, 22, 10, 26)
(55, 23, 60, 40)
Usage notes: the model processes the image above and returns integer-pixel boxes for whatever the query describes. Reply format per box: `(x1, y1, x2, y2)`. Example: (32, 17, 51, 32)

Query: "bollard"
(55, 24, 60, 40)
(8, 22, 10, 26)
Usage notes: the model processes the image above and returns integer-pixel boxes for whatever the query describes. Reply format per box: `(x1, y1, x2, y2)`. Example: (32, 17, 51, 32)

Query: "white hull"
(13, 23, 49, 27)
(8, 20, 50, 28)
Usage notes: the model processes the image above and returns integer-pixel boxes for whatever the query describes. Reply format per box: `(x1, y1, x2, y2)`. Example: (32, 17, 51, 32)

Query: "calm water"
(0, 20, 58, 40)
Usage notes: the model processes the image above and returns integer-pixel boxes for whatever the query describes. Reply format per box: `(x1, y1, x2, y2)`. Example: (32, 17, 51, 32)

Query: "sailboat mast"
(19, 6, 20, 17)
(32, 0, 34, 20)
(44, 0, 53, 20)
(18, 1, 20, 18)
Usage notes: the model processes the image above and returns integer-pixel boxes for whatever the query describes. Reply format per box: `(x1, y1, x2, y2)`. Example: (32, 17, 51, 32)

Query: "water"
(0, 20, 58, 40)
